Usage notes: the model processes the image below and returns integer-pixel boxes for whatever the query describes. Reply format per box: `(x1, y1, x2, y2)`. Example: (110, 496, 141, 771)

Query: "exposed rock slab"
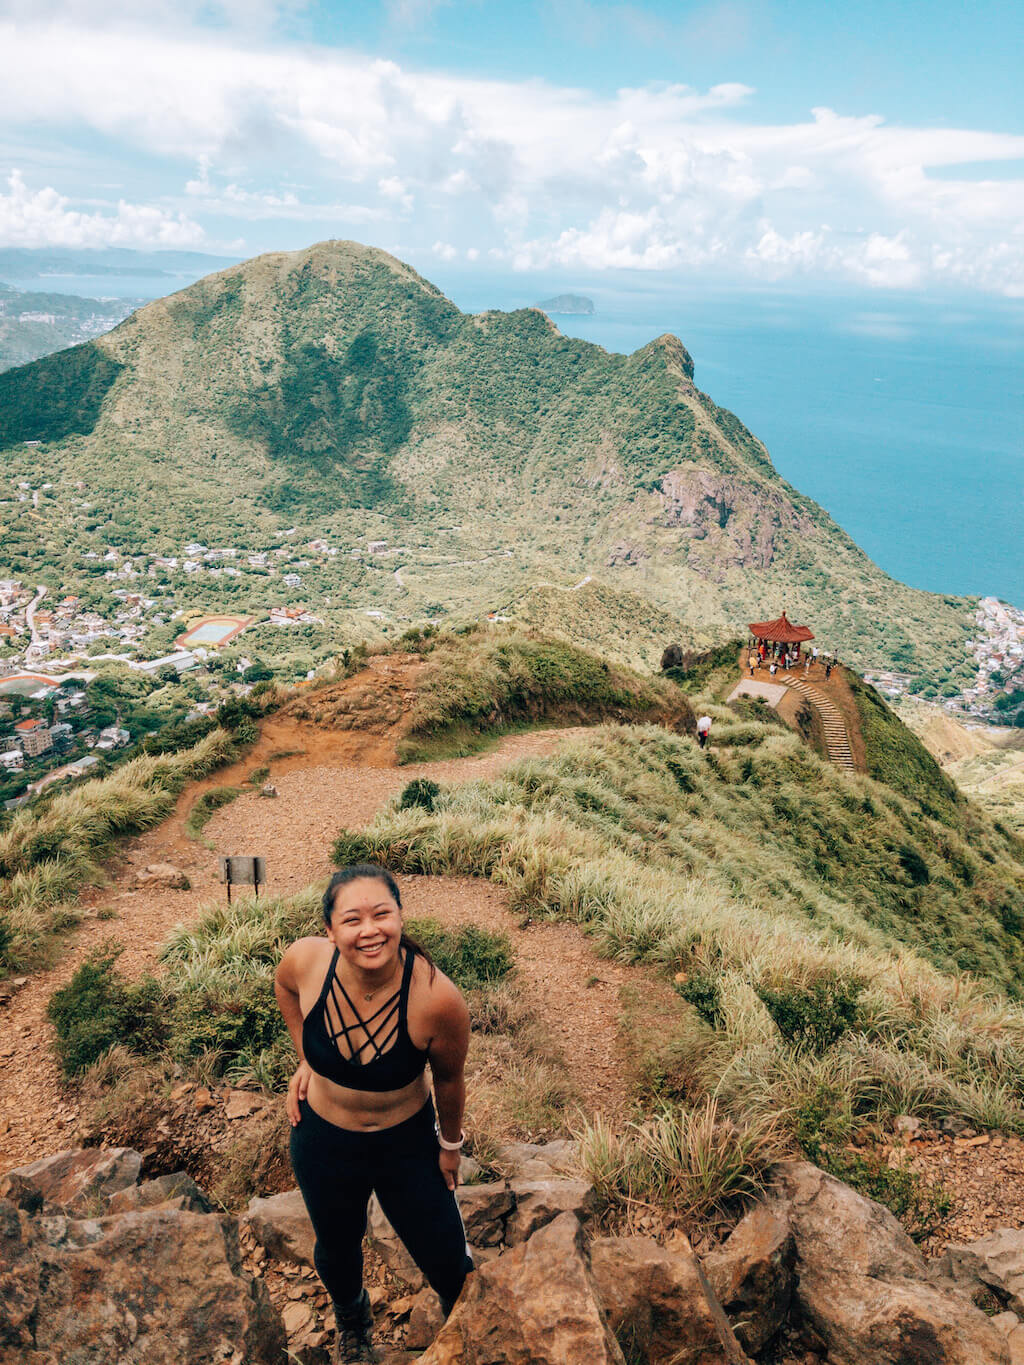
(942, 1228, 1024, 1315)
(0, 1195, 286, 1364)
(704, 1203, 795, 1352)
(243, 1187, 316, 1268)
(771, 1160, 1009, 1365)
(505, 1177, 595, 1244)
(0, 1147, 142, 1215)
(591, 1232, 751, 1364)
(419, 1212, 624, 1364)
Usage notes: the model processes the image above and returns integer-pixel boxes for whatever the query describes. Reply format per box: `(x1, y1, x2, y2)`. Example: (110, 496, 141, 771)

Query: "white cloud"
(0, 169, 204, 248)
(1, 19, 1023, 293)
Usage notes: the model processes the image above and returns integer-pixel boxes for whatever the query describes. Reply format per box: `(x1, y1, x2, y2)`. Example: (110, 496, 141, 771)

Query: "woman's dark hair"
(323, 863, 435, 978)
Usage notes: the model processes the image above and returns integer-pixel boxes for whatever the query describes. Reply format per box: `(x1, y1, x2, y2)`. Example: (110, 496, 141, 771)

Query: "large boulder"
(107, 1172, 212, 1216)
(505, 1177, 596, 1244)
(133, 862, 190, 890)
(941, 1229, 1024, 1315)
(704, 1203, 796, 1352)
(0, 1147, 142, 1215)
(32, 1205, 285, 1364)
(590, 1232, 751, 1364)
(419, 1212, 625, 1365)
(771, 1161, 1009, 1365)
(242, 1188, 316, 1268)
(494, 1140, 580, 1180)
(0, 1191, 286, 1364)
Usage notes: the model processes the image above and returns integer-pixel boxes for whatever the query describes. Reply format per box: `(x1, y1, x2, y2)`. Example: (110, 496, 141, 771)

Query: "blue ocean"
(435, 271, 1024, 607)
(14, 262, 1023, 605)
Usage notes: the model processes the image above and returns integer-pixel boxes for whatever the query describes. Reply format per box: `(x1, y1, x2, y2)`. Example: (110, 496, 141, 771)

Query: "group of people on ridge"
(747, 642, 839, 682)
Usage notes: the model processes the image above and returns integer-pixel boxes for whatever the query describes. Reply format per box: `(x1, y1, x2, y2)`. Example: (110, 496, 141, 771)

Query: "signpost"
(219, 856, 266, 905)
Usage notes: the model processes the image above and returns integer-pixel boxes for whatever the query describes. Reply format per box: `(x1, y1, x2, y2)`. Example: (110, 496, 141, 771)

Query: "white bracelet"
(437, 1127, 466, 1151)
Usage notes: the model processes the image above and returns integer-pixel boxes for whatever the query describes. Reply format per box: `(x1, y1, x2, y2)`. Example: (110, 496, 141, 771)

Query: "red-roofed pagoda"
(748, 611, 814, 662)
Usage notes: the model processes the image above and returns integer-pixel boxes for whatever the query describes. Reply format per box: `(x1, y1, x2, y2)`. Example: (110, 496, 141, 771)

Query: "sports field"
(0, 673, 57, 697)
(174, 614, 254, 648)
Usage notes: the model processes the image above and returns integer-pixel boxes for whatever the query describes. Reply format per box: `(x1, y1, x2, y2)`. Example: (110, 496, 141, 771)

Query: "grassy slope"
(0, 729, 237, 973)
(397, 629, 694, 760)
(0, 240, 973, 685)
(847, 672, 962, 822)
(503, 582, 722, 671)
(328, 712, 1024, 1146)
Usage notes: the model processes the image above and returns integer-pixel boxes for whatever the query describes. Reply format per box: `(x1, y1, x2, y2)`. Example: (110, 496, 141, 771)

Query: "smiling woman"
(273, 863, 473, 1362)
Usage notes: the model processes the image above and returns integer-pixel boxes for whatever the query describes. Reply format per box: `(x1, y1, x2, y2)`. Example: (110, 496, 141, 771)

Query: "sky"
(1, 0, 1023, 294)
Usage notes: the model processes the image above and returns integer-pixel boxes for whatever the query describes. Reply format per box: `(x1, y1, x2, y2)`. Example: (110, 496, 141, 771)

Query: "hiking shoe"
(332, 1290, 379, 1364)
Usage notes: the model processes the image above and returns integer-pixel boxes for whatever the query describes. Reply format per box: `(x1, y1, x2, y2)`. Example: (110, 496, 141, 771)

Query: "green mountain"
(0, 240, 973, 684)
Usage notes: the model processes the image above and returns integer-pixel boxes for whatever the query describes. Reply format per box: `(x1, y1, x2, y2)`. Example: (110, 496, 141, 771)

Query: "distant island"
(534, 293, 594, 315)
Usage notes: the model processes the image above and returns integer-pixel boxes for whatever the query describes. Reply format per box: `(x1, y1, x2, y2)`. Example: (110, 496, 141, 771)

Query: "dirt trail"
(0, 699, 635, 1171)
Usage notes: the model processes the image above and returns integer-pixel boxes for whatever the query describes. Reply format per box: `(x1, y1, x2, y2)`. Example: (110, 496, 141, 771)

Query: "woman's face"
(327, 876, 403, 972)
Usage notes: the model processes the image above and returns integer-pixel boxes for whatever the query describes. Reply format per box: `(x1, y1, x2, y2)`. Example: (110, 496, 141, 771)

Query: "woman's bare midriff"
(305, 1069, 431, 1131)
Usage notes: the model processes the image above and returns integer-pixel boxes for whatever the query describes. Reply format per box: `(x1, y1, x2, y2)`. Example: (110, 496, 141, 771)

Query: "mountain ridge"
(0, 239, 974, 687)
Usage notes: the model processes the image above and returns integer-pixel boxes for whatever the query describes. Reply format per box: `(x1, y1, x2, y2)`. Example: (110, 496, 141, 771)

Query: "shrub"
(675, 973, 725, 1029)
(399, 778, 442, 813)
(168, 982, 286, 1071)
(757, 977, 863, 1053)
(47, 951, 166, 1076)
(405, 917, 515, 990)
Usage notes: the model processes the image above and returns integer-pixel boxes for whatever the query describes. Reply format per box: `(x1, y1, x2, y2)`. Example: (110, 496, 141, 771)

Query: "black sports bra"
(302, 945, 428, 1093)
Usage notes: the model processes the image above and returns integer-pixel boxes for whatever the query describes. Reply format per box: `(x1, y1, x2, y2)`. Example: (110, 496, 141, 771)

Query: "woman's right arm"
(275, 941, 313, 1126)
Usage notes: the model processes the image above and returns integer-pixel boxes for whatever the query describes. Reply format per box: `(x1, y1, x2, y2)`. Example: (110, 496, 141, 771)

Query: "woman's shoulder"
(278, 935, 332, 981)
(409, 951, 468, 1021)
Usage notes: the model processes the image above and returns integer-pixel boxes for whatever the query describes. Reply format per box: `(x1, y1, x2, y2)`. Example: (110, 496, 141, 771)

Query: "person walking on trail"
(275, 864, 473, 1363)
(825, 661, 832, 681)
(748, 652, 757, 677)
(697, 714, 712, 749)
(769, 660, 777, 678)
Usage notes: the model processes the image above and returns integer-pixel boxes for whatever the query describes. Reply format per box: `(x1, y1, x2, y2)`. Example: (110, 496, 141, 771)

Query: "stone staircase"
(780, 675, 856, 772)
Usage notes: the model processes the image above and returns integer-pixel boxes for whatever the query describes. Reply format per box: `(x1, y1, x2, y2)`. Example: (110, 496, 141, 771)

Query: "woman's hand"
(439, 1147, 461, 1192)
(286, 1060, 312, 1126)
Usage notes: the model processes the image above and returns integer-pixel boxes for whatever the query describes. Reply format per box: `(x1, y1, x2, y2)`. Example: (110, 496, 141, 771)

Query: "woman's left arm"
(428, 984, 471, 1190)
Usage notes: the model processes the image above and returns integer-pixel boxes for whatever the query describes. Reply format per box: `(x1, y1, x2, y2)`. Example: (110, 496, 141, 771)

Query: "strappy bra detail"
(302, 945, 429, 1093)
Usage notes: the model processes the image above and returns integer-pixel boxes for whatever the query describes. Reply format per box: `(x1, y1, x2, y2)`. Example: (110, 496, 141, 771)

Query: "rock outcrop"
(704, 1203, 796, 1353)
(590, 1231, 751, 1364)
(768, 1160, 1010, 1365)
(4, 1142, 1019, 1365)
(420, 1213, 625, 1365)
(0, 1148, 285, 1364)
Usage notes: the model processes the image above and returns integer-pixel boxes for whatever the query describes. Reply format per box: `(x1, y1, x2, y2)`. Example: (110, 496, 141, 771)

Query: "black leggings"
(290, 1097, 472, 1311)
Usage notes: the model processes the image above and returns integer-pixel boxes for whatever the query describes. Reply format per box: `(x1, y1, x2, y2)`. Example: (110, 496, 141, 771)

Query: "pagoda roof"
(748, 611, 814, 644)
